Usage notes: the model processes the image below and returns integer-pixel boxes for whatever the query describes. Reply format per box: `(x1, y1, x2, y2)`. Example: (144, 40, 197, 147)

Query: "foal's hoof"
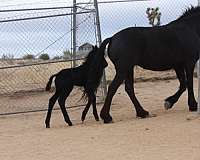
(68, 122, 73, 126)
(136, 110, 149, 118)
(95, 117, 100, 121)
(100, 113, 113, 124)
(81, 116, 86, 122)
(189, 106, 197, 112)
(164, 101, 173, 110)
(45, 122, 50, 128)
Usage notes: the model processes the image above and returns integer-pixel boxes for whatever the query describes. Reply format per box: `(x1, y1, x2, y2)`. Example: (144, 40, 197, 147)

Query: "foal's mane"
(82, 46, 96, 65)
(178, 6, 200, 20)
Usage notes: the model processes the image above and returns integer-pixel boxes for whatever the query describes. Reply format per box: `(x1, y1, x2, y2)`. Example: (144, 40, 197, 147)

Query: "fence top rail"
(77, 0, 149, 5)
(0, 6, 74, 12)
(0, 10, 94, 23)
(0, 0, 150, 13)
(0, 57, 85, 70)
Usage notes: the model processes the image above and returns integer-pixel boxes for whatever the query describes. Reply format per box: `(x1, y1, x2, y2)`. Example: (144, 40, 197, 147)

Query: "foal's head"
(83, 45, 108, 68)
(84, 45, 108, 94)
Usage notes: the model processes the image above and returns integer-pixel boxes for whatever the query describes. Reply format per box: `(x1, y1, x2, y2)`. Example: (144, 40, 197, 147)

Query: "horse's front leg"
(164, 67, 186, 110)
(185, 64, 197, 111)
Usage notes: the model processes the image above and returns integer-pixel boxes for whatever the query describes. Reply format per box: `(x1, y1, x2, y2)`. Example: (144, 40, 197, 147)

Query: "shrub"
(23, 54, 35, 60)
(39, 53, 50, 60)
(53, 55, 62, 60)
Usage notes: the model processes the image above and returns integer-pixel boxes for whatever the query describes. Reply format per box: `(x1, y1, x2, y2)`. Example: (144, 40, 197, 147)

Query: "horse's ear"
(94, 45, 98, 50)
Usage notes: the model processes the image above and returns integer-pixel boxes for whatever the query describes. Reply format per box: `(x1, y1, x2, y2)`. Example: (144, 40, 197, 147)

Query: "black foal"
(45, 46, 108, 128)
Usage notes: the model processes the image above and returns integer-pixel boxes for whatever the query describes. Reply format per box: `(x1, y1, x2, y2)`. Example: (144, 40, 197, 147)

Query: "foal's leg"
(100, 72, 125, 123)
(58, 87, 73, 126)
(125, 68, 149, 118)
(164, 67, 186, 110)
(45, 91, 59, 128)
(185, 64, 197, 111)
(81, 98, 92, 122)
(91, 93, 99, 121)
(81, 93, 99, 122)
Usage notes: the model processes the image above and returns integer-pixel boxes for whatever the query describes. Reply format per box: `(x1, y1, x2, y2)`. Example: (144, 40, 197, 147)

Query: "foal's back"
(55, 65, 87, 88)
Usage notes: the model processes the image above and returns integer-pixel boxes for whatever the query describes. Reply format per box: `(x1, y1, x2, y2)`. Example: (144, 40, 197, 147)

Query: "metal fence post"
(72, 0, 77, 68)
(94, 0, 108, 98)
(198, 0, 200, 114)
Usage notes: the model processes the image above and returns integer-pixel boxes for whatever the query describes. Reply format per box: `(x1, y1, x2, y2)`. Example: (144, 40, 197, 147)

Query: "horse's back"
(108, 25, 198, 71)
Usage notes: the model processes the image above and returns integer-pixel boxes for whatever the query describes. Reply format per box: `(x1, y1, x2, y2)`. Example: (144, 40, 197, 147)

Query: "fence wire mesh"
(0, 0, 199, 115)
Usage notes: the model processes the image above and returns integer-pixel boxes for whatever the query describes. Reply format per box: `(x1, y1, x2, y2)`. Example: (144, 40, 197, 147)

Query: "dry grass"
(0, 58, 177, 94)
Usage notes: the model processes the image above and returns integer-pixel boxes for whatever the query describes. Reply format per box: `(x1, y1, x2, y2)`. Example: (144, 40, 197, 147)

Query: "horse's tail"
(98, 37, 111, 58)
(45, 74, 57, 91)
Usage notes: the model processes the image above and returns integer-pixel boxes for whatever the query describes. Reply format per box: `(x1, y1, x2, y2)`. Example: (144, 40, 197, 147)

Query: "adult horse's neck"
(174, 6, 200, 36)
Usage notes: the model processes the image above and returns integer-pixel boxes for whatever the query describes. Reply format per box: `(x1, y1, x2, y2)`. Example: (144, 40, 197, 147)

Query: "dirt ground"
(0, 79, 200, 160)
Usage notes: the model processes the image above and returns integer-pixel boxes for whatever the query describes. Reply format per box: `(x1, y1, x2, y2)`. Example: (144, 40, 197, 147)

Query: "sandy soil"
(0, 79, 200, 160)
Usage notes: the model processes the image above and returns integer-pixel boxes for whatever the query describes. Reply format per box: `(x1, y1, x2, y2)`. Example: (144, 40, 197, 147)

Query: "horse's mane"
(178, 6, 200, 20)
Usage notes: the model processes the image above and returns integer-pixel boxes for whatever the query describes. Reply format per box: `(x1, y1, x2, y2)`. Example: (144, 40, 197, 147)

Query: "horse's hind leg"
(164, 67, 186, 110)
(100, 72, 125, 123)
(185, 63, 197, 111)
(125, 68, 149, 118)
(45, 91, 59, 128)
(58, 87, 73, 126)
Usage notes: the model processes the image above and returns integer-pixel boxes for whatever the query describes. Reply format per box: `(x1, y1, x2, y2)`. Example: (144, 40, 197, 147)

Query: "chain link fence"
(0, 0, 199, 115)
(0, 1, 103, 115)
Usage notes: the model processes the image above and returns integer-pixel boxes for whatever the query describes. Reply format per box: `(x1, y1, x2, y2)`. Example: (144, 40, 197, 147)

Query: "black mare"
(87, 6, 200, 123)
(45, 46, 108, 128)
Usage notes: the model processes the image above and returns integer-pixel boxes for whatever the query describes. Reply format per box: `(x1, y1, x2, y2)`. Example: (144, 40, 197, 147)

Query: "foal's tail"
(45, 74, 57, 91)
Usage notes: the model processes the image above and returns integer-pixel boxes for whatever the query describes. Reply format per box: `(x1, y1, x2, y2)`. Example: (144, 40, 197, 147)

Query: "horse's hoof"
(103, 119, 113, 124)
(68, 122, 73, 126)
(164, 101, 172, 110)
(100, 113, 113, 123)
(95, 117, 100, 121)
(136, 110, 149, 118)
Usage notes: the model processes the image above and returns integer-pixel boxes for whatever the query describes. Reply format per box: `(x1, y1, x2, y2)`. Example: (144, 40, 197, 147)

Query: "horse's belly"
(139, 63, 173, 71)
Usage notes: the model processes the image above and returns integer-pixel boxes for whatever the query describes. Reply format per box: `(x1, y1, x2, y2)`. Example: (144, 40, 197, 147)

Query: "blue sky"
(0, 0, 198, 58)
